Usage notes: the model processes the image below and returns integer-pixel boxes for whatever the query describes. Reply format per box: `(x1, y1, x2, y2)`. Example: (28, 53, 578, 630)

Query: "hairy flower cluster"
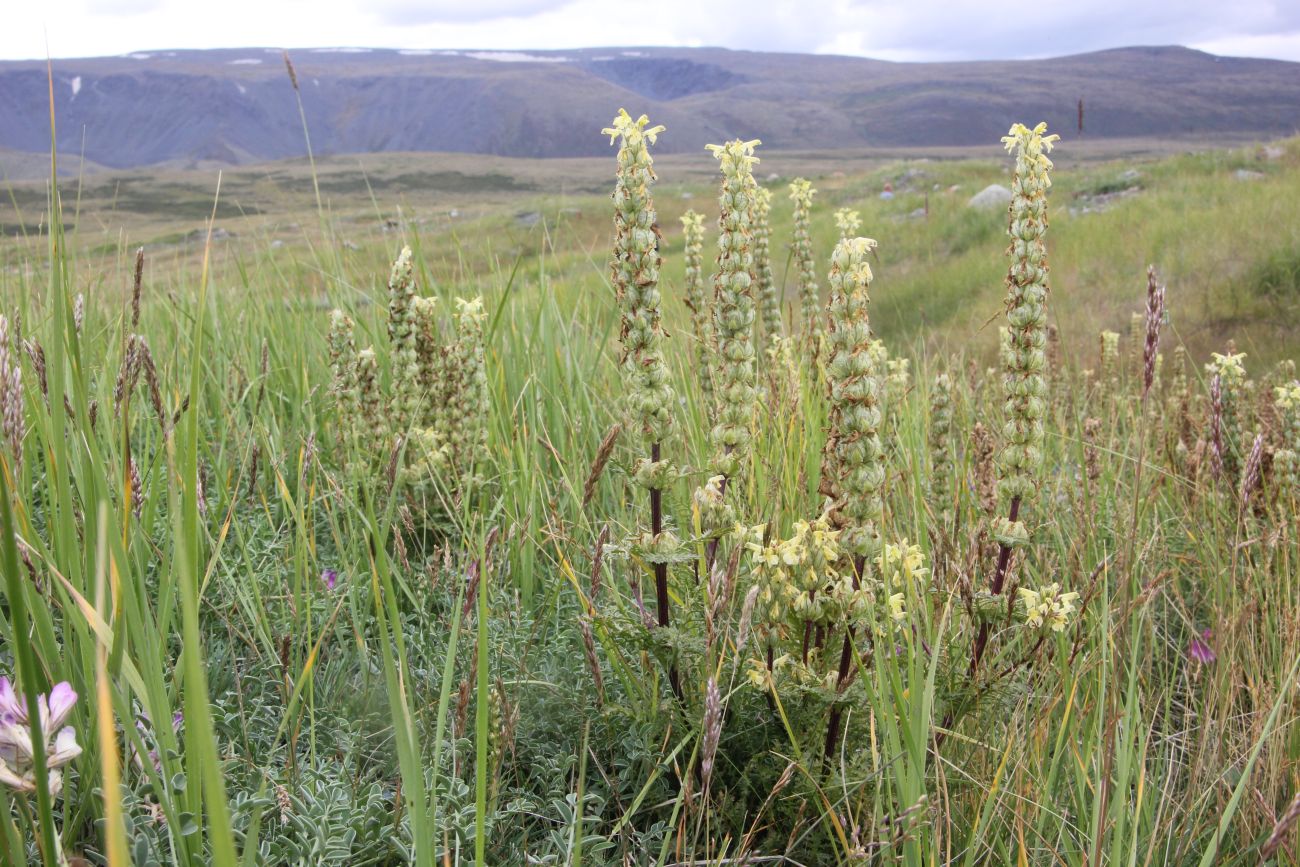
(1018, 582, 1080, 632)
(355, 348, 385, 460)
(606, 110, 674, 461)
(834, 208, 861, 239)
(789, 178, 822, 359)
(0, 678, 81, 796)
(1274, 380, 1300, 504)
(387, 247, 421, 433)
(928, 373, 954, 517)
(876, 540, 928, 622)
(680, 210, 714, 404)
(749, 517, 867, 626)
(1099, 331, 1120, 386)
(753, 186, 781, 348)
(821, 237, 886, 557)
(707, 139, 762, 479)
(327, 248, 489, 495)
(444, 298, 490, 480)
(997, 122, 1058, 507)
(885, 356, 911, 405)
(692, 474, 735, 540)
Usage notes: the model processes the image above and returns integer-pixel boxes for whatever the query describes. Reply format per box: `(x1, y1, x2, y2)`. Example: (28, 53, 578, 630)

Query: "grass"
(0, 120, 1297, 864)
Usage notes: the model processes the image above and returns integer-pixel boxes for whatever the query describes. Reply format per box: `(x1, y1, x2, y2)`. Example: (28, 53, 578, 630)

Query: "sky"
(4, 0, 1300, 63)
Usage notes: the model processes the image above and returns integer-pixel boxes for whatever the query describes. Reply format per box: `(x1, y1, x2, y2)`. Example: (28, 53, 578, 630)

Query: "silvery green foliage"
(707, 138, 762, 479)
(605, 110, 675, 457)
(821, 237, 885, 557)
(997, 122, 1058, 511)
(680, 209, 714, 404)
(789, 178, 821, 360)
(753, 186, 781, 348)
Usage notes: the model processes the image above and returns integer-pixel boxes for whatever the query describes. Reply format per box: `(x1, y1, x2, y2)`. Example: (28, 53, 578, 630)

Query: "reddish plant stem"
(650, 442, 681, 700)
(825, 554, 866, 760)
(651, 445, 669, 629)
(969, 496, 1021, 680)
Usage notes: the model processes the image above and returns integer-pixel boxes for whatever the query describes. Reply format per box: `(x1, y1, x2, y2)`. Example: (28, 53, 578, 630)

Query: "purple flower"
(1187, 629, 1216, 665)
(321, 568, 338, 591)
(0, 677, 82, 795)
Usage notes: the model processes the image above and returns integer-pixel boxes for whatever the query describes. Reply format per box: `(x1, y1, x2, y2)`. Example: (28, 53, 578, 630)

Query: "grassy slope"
(0, 129, 1298, 864)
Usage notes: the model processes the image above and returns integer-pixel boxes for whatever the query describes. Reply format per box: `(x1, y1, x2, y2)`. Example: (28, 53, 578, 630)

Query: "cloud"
(5, 0, 1300, 62)
(367, 0, 571, 26)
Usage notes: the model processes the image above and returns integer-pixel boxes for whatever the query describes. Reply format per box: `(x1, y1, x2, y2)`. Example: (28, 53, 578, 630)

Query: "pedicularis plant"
(327, 245, 488, 497)
(680, 209, 713, 406)
(753, 186, 781, 349)
(705, 139, 762, 486)
(604, 109, 678, 634)
(789, 177, 822, 362)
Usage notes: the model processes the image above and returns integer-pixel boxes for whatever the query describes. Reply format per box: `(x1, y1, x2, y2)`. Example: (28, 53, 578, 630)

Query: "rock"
(1262, 145, 1284, 161)
(448, 209, 460, 218)
(1120, 168, 1141, 181)
(1234, 169, 1265, 181)
(515, 211, 542, 226)
(679, 192, 693, 200)
(270, 239, 284, 249)
(907, 207, 927, 220)
(967, 183, 1012, 210)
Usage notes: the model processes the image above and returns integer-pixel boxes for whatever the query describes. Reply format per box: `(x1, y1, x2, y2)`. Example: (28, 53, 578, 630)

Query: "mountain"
(1, 45, 1298, 169)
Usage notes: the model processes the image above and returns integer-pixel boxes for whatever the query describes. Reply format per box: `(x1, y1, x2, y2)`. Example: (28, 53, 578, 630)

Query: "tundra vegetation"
(0, 103, 1299, 867)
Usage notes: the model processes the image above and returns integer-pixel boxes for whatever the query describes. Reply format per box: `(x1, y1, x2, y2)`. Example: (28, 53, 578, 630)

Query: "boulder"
(967, 183, 1012, 210)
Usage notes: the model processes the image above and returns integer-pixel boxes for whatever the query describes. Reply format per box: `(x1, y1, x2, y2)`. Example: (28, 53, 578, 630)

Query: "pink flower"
(0, 677, 82, 795)
(1187, 630, 1216, 665)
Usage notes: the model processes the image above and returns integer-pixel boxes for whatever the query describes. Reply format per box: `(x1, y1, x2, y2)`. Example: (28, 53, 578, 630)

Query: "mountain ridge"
(2, 44, 1298, 169)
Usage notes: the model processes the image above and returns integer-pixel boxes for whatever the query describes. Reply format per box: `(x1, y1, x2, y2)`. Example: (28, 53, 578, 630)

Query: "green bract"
(822, 236, 885, 558)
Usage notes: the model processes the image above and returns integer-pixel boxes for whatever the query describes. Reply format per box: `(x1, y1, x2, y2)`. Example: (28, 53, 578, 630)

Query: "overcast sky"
(5, 0, 1300, 63)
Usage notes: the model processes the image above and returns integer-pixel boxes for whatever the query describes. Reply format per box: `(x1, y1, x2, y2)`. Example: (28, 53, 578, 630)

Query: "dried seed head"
(699, 677, 722, 792)
(579, 617, 604, 705)
(131, 247, 144, 329)
(0, 315, 23, 472)
(1239, 431, 1264, 512)
(1142, 265, 1166, 399)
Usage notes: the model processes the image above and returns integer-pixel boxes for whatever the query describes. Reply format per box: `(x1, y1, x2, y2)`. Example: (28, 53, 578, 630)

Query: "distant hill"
(1, 45, 1298, 169)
